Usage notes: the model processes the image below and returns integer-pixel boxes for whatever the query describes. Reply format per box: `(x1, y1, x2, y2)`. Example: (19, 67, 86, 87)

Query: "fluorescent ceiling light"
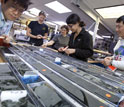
(89, 31, 103, 39)
(53, 21, 67, 26)
(23, 11, 36, 18)
(96, 35, 103, 39)
(28, 8, 49, 17)
(95, 5, 124, 19)
(102, 36, 111, 38)
(45, 1, 72, 14)
(28, 8, 41, 16)
(45, 21, 56, 26)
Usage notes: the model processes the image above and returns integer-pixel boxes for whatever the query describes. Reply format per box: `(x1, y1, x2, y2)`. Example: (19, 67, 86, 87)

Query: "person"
(59, 14, 93, 62)
(0, 0, 32, 43)
(27, 11, 48, 46)
(42, 25, 70, 50)
(102, 15, 124, 70)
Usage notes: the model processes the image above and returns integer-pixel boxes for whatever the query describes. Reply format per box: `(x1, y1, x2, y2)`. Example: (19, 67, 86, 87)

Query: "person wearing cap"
(0, 0, 32, 43)
(27, 11, 48, 46)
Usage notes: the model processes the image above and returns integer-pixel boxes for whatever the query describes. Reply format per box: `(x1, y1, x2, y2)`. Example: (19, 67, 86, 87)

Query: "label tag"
(106, 65, 117, 72)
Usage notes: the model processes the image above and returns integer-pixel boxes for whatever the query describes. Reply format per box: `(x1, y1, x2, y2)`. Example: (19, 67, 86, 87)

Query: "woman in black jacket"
(59, 14, 93, 62)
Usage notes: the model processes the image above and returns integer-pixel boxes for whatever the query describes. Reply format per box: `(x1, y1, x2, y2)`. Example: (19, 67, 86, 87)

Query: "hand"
(102, 57, 112, 66)
(2, 35, 11, 43)
(42, 36, 47, 39)
(42, 43, 47, 48)
(58, 46, 68, 52)
(58, 47, 64, 52)
(36, 35, 43, 39)
(65, 48, 76, 55)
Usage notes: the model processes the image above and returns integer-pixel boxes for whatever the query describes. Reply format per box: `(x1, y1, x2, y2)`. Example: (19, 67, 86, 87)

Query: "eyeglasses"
(68, 24, 74, 28)
(10, 4, 25, 14)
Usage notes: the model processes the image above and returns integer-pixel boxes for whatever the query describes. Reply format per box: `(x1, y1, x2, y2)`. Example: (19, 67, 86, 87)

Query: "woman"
(42, 25, 70, 50)
(59, 14, 93, 62)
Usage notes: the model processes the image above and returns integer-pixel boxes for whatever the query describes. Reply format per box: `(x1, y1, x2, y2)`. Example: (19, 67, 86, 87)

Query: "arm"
(42, 26, 48, 39)
(46, 40, 54, 46)
(42, 33, 48, 39)
(4, 21, 13, 36)
(26, 27, 37, 39)
(1, 21, 13, 43)
(44, 34, 58, 47)
(42, 40, 55, 48)
(75, 48, 93, 59)
(112, 60, 124, 70)
(102, 56, 124, 70)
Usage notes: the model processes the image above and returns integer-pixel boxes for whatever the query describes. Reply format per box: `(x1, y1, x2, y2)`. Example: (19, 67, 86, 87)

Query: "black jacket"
(69, 28, 93, 61)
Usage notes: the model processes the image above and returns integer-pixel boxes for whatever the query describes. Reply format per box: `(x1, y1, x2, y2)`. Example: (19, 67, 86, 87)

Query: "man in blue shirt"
(0, 0, 32, 43)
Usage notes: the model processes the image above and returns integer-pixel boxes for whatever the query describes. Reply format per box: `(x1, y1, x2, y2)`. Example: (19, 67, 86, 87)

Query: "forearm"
(46, 40, 54, 46)
(27, 33, 36, 39)
(0, 35, 5, 38)
(26, 27, 36, 39)
(112, 60, 124, 70)
(0, 35, 12, 43)
(75, 48, 93, 59)
(43, 33, 48, 39)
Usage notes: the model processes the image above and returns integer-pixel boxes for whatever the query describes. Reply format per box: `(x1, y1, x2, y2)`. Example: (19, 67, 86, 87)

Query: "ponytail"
(79, 21, 86, 27)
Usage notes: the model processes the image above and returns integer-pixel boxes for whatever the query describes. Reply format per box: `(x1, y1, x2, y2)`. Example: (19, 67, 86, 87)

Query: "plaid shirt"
(0, 3, 13, 36)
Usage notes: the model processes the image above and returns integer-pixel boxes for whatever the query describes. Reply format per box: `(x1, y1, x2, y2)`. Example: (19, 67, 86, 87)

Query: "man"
(0, 0, 32, 43)
(102, 15, 124, 70)
(27, 11, 48, 46)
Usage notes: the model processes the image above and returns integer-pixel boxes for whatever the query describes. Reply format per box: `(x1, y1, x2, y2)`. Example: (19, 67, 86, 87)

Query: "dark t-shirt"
(28, 21, 48, 46)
